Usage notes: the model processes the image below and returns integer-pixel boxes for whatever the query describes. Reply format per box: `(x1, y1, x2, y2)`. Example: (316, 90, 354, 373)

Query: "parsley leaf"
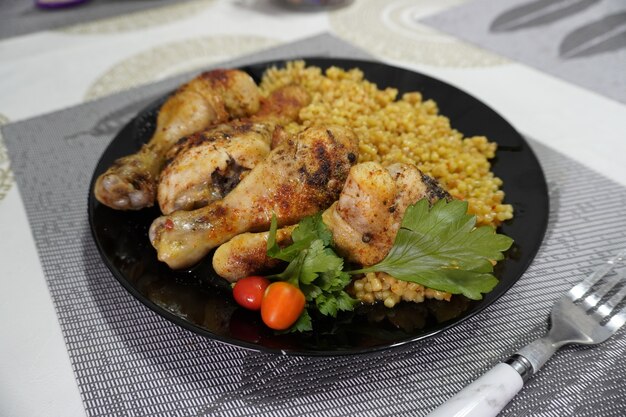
(269, 251, 306, 285)
(266, 213, 358, 331)
(284, 310, 313, 333)
(292, 214, 333, 246)
(267, 214, 333, 262)
(315, 290, 357, 316)
(350, 199, 513, 300)
(301, 240, 344, 285)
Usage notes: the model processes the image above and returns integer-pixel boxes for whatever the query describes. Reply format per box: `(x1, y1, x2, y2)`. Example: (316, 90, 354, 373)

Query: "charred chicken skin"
(156, 85, 310, 214)
(94, 69, 261, 211)
(212, 161, 449, 281)
(149, 125, 359, 269)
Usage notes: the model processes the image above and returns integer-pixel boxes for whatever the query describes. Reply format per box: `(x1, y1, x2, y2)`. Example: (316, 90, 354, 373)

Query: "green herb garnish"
(267, 213, 357, 332)
(267, 198, 513, 332)
(350, 199, 514, 300)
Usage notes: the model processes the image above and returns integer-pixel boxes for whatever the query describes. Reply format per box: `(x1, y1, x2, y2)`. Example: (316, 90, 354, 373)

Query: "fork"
(427, 249, 626, 417)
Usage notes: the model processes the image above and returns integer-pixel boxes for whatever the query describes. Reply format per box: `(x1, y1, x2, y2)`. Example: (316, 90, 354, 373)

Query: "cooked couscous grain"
(260, 61, 512, 305)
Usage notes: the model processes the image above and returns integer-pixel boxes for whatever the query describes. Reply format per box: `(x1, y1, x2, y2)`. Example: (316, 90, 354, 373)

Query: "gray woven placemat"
(0, 0, 197, 40)
(3, 33, 626, 416)
(421, 0, 626, 104)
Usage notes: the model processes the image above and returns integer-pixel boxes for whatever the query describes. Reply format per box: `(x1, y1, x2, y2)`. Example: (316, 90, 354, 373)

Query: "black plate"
(88, 58, 549, 355)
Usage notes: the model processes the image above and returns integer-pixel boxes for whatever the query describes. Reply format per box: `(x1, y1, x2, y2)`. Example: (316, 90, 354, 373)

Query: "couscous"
(260, 61, 513, 307)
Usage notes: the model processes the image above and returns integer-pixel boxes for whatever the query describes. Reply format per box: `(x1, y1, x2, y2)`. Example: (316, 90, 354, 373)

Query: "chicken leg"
(149, 125, 359, 269)
(94, 69, 261, 210)
(323, 162, 450, 266)
(156, 85, 310, 214)
(212, 161, 450, 281)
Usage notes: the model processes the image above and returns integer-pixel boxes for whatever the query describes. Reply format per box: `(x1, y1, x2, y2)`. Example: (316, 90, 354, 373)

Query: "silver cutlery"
(428, 249, 626, 417)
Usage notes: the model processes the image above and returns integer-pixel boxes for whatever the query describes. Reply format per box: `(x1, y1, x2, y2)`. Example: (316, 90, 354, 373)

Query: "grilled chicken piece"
(156, 85, 310, 214)
(324, 162, 450, 266)
(251, 84, 310, 126)
(149, 125, 359, 269)
(157, 122, 272, 214)
(94, 69, 261, 210)
(213, 225, 297, 282)
(212, 162, 449, 281)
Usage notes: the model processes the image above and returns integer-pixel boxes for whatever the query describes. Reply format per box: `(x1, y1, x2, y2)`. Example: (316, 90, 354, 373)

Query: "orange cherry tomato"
(261, 282, 306, 330)
(233, 276, 270, 311)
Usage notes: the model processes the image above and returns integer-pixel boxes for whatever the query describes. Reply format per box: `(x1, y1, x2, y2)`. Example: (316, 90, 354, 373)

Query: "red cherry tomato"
(232, 276, 270, 311)
(261, 282, 306, 330)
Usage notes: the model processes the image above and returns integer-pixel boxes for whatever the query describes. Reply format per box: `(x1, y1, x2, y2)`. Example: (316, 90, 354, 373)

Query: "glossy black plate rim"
(88, 57, 549, 356)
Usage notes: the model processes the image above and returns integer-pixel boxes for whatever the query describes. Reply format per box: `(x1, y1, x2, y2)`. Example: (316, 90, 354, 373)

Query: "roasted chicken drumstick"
(157, 122, 273, 215)
(156, 85, 310, 214)
(323, 162, 450, 266)
(212, 161, 449, 281)
(149, 125, 359, 269)
(212, 225, 297, 282)
(94, 69, 261, 210)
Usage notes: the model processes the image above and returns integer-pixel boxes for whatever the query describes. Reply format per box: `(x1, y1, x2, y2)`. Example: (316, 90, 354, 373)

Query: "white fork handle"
(426, 363, 523, 417)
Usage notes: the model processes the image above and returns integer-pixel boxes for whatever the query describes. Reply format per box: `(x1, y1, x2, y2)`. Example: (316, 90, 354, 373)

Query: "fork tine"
(581, 273, 625, 311)
(593, 275, 626, 321)
(605, 308, 626, 332)
(569, 249, 626, 301)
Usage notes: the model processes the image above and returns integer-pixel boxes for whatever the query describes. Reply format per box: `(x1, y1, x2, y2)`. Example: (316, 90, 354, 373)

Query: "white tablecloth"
(1, 1, 625, 416)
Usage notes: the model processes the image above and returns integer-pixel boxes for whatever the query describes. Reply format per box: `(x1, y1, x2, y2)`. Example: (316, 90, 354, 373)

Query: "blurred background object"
(36, 0, 89, 9)
(275, 0, 353, 10)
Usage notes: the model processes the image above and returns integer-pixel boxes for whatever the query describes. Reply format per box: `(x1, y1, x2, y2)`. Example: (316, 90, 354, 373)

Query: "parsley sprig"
(350, 199, 514, 300)
(267, 214, 357, 332)
(266, 198, 514, 332)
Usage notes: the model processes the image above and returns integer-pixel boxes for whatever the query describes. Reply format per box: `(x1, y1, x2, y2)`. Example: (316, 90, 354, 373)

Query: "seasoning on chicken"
(157, 122, 273, 214)
(149, 125, 359, 269)
(252, 84, 311, 126)
(156, 85, 310, 214)
(94, 69, 261, 210)
(323, 162, 450, 266)
(211, 161, 450, 282)
(212, 225, 297, 283)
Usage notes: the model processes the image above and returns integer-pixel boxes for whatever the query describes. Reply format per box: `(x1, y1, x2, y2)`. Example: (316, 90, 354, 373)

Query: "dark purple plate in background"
(88, 58, 549, 355)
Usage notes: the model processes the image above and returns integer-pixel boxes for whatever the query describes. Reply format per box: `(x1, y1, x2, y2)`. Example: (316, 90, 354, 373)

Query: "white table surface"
(1, 1, 625, 416)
